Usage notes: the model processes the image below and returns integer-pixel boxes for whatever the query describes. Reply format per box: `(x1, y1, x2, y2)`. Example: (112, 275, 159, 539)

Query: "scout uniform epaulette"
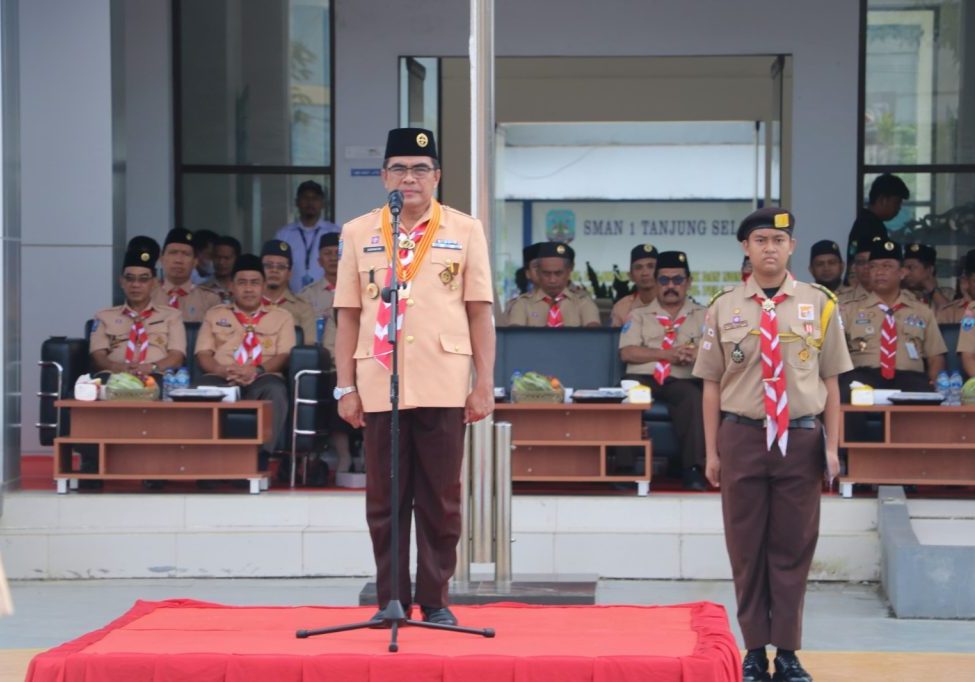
(709, 285, 736, 306)
(810, 282, 838, 303)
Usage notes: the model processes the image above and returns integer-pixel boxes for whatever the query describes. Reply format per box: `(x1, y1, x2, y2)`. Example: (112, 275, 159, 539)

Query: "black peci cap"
(736, 207, 795, 241)
(810, 240, 842, 262)
(319, 232, 340, 250)
(536, 241, 575, 262)
(164, 228, 194, 249)
(121, 248, 156, 274)
(384, 128, 438, 160)
(232, 253, 265, 277)
(261, 239, 293, 266)
(630, 243, 658, 264)
(904, 242, 936, 266)
(127, 235, 161, 263)
(522, 243, 542, 268)
(869, 240, 903, 262)
(655, 250, 690, 273)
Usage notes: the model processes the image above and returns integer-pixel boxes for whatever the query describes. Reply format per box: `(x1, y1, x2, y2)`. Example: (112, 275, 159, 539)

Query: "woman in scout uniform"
(693, 207, 852, 682)
(333, 128, 495, 627)
(505, 242, 600, 327)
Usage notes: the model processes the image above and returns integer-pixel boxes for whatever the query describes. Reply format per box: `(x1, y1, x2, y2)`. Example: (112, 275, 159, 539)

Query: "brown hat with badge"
(261, 239, 293, 267)
(736, 207, 795, 241)
(536, 241, 575, 263)
(384, 127, 438, 160)
(630, 243, 658, 264)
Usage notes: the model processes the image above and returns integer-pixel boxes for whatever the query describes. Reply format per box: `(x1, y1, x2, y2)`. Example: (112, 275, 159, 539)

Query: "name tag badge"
(797, 303, 814, 321)
(432, 239, 463, 250)
(216, 319, 233, 328)
(363, 245, 385, 253)
(906, 341, 920, 360)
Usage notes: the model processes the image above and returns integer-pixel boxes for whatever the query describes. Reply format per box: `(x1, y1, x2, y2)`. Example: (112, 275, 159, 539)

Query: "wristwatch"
(333, 385, 357, 400)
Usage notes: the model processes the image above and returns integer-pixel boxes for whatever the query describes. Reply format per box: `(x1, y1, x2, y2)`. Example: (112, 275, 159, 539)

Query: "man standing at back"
(846, 173, 909, 264)
(276, 180, 340, 292)
(333, 128, 495, 627)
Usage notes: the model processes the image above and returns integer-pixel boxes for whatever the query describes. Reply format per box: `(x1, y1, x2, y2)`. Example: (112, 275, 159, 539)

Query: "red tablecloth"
(27, 600, 740, 681)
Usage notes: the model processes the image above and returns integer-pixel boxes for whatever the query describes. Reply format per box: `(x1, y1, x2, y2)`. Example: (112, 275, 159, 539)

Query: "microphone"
(388, 190, 404, 216)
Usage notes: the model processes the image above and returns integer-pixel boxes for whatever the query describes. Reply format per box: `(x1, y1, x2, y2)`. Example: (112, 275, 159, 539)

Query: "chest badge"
(798, 348, 810, 362)
(731, 343, 745, 364)
(439, 261, 460, 285)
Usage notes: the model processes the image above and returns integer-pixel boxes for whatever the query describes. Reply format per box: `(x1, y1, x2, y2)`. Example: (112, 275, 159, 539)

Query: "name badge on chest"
(432, 239, 463, 250)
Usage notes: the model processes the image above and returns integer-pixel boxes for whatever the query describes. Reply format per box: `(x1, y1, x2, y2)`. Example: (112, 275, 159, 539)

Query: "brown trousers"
(719, 418, 824, 650)
(364, 407, 465, 608)
(628, 374, 706, 469)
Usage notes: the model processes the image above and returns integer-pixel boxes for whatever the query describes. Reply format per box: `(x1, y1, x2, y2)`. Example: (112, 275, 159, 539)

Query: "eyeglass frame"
(383, 163, 438, 180)
(656, 274, 688, 286)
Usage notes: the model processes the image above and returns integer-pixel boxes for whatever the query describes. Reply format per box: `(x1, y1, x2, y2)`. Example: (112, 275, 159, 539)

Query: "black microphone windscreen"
(388, 190, 404, 215)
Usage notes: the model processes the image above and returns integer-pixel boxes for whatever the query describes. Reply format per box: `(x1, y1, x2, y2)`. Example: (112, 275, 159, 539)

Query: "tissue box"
(850, 386, 873, 405)
(74, 383, 99, 401)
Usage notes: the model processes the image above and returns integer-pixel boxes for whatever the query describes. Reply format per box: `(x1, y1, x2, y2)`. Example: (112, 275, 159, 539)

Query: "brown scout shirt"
(936, 296, 970, 324)
(693, 272, 853, 421)
(840, 291, 947, 373)
(333, 203, 494, 413)
(610, 292, 655, 328)
(195, 304, 296, 373)
(199, 278, 233, 305)
(505, 287, 600, 327)
(298, 278, 338, 360)
(151, 281, 221, 323)
(954, 302, 975, 353)
(619, 299, 707, 378)
(264, 289, 317, 345)
(89, 304, 186, 364)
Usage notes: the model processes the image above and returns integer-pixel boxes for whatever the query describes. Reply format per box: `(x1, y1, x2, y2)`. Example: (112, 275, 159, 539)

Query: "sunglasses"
(656, 275, 686, 286)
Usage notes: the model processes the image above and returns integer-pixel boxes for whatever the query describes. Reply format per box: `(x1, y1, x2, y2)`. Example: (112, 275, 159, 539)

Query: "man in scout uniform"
(902, 242, 954, 310)
(333, 127, 495, 627)
(260, 238, 318, 343)
(837, 237, 877, 307)
(618, 250, 707, 490)
(952, 252, 975, 375)
(808, 240, 844, 292)
(840, 240, 947, 395)
(610, 244, 658, 327)
(200, 235, 241, 305)
(299, 232, 341, 352)
(937, 249, 975, 324)
(196, 254, 296, 469)
(693, 207, 852, 682)
(505, 242, 600, 327)
(151, 228, 221, 323)
(502, 243, 541, 321)
(274, 180, 341, 292)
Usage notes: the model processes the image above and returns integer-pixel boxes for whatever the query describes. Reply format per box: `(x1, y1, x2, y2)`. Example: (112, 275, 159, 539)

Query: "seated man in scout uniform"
(505, 242, 600, 327)
(260, 238, 318, 343)
(151, 228, 221, 322)
(88, 247, 186, 488)
(196, 254, 296, 471)
(808, 240, 844, 292)
(837, 237, 877, 307)
(618, 250, 707, 490)
(902, 242, 954, 310)
(610, 244, 658, 327)
(938, 249, 975, 324)
(200, 235, 241, 305)
(840, 239, 947, 398)
(503, 243, 541, 321)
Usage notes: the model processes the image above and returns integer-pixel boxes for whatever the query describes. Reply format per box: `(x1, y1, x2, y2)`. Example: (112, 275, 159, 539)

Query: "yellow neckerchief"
(380, 199, 442, 282)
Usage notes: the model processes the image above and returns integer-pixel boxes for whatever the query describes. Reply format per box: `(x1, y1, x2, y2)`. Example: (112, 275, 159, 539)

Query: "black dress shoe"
(682, 466, 708, 491)
(742, 650, 771, 682)
(368, 605, 411, 628)
(420, 606, 458, 626)
(772, 653, 812, 682)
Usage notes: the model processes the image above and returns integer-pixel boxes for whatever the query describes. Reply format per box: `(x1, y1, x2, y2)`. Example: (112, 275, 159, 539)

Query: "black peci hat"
(904, 242, 936, 266)
(737, 207, 795, 241)
(121, 248, 156, 274)
(655, 250, 690, 273)
(232, 253, 265, 277)
(630, 243, 658, 264)
(127, 235, 161, 264)
(319, 232, 340, 250)
(869, 240, 903, 262)
(261, 239, 293, 267)
(536, 241, 575, 262)
(384, 128, 438, 160)
(809, 240, 842, 262)
(164, 228, 194, 249)
(522, 243, 542, 268)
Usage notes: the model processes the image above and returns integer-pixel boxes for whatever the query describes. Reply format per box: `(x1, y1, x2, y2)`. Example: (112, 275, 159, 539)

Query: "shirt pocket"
(429, 255, 465, 292)
(846, 324, 874, 357)
(720, 325, 754, 372)
(785, 322, 820, 371)
(357, 253, 390, 290)
(439, 333, 472, 356)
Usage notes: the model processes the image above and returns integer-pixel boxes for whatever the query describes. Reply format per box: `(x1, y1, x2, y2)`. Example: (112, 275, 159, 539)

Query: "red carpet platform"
(26, 599, 739, 681)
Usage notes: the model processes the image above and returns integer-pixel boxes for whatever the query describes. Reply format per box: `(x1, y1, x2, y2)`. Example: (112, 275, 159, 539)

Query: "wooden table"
(493, 402, 651, 495)
(840, 404, 975, 497)
(53, 400, 271, 494)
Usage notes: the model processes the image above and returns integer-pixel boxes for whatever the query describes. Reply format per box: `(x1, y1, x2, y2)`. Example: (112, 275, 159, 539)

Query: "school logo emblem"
(545, 209, 575, 243)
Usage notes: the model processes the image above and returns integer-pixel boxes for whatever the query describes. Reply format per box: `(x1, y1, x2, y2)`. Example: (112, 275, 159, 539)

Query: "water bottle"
(935, 371, 950, 403)
(316, 316, 326, 345)
(162, 369, 176, 401)
(949, 371, 963, 406)
(175, 367, 191, 392)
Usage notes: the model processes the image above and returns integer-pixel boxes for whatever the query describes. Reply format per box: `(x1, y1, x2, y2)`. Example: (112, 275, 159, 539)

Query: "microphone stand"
(296, 191, 495, 652)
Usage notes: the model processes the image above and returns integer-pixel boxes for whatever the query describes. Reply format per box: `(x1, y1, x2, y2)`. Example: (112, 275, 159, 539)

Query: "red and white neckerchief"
(878, 302, 905, 380)
(653, 312, 688, 384)
(324, 281, 336, 292)
(373, 223, 426, 369)
(167, 286, 188, 308)
(123, 306, 153, 364)
(544, 295, 566, 327)
(753, 292, 790, 455)
(232, 309, 267, 366)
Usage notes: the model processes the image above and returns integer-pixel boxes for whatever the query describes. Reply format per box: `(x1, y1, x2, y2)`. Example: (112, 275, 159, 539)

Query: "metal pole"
(470, 0, 495, 237)
(470, 416, 494, 563)
(493, 421, 512, 584)
(455, 424, 472, 583)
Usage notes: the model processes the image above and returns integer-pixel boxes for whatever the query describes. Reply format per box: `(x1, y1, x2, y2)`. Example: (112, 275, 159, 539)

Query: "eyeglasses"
(122, 275, 153, 284)
(657, 275, 687, 286)
(385, 164, 435, 179)
(262, 263, 290, 272)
